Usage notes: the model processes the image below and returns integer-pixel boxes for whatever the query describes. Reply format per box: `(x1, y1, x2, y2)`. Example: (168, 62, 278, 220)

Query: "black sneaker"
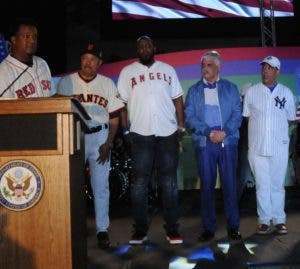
(228, 229, 242, 240)
(129, 230, 148, 245)
(275, 224, 288, 235)
(97, 232, 110, 249)
(166, 227, 183, 244)
(198, 230, 214, 242)
(256, 224, 272, 235)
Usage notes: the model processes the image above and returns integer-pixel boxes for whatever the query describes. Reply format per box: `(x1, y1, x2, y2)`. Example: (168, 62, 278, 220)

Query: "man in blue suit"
(185, 50, 242, 241)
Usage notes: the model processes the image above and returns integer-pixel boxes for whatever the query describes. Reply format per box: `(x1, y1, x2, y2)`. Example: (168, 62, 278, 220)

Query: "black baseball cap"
(136, 35, 153, 43)
(81, 43, 102, 59)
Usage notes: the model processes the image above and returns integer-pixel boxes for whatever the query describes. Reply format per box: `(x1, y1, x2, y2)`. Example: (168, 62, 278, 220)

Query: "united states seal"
(0, 160, 44, 211)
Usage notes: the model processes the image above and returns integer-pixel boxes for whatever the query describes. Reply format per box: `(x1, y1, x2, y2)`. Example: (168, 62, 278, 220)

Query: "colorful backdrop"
(55, 47, 300, 189)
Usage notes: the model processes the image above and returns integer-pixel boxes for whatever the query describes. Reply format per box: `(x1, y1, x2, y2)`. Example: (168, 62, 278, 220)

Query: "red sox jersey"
(0, 55, 53, 98)
(117, 60, 183, 136)
(57, 72, 124, 128)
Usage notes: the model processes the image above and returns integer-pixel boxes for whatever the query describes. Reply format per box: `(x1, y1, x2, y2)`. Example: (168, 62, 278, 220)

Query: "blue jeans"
(196, 141, 240, 233)
(130, 131, 180, 234)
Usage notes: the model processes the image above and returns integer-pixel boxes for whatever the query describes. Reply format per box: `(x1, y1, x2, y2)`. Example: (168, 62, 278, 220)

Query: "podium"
(0, 97, 90, 269)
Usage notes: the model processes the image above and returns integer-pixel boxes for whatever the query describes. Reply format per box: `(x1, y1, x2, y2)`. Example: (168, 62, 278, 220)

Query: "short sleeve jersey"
(117, 60, 183, 136)
(57, 72, 124, 128)
(243, 82, 296, 156)
(0, 55, 53, 98)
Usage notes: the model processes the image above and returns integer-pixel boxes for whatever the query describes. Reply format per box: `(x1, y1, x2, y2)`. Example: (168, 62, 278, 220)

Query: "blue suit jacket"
(185, 78, 242, 147)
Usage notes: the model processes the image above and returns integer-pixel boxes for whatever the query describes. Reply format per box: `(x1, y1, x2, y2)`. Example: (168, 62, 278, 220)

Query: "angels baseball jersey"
(117, 60, 183, 136)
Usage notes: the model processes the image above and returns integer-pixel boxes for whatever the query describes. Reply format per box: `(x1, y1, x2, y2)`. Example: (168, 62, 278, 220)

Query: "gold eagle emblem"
(5, 173, 32, 198)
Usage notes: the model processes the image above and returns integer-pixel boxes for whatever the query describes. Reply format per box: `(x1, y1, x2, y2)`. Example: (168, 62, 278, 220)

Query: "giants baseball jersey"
(0, 55, 53, 98)
(57, 72, 124, 128)
(243, 82, 296, 156)
(117, 60, 183, 136)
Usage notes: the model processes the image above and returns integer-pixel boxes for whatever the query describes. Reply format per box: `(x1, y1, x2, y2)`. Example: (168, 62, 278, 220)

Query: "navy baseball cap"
(81, 43, 102, 59)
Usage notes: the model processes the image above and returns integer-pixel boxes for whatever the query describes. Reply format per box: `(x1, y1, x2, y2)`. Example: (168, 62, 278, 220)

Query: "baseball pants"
(85, 128, 110, 233)
(248, 146, 288, 225)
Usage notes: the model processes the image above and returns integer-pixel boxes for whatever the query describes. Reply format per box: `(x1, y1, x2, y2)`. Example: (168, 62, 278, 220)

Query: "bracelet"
(178, 126, 186, 132)
(123, 130, 130, 136)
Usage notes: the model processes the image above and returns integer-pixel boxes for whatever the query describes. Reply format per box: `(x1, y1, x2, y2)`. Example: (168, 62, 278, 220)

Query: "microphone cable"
(0, 65, 30, 97)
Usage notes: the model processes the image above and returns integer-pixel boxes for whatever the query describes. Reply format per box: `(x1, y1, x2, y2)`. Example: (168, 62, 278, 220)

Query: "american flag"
(0, 33, 8, 63)
(112, 0, 294, 20)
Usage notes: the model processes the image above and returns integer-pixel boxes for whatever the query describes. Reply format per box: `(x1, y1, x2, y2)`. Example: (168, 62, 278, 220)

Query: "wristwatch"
(123, 130, 130, 136)
(178, 126, 186, 132)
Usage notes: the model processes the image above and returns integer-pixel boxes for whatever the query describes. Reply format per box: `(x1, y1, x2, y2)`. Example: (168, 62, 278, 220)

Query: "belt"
(86, 123, 108, 134)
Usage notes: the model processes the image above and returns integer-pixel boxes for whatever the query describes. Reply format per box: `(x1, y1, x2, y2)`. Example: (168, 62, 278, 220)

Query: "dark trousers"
(130, 131, 179, 234)
(196, 141, 240, 233)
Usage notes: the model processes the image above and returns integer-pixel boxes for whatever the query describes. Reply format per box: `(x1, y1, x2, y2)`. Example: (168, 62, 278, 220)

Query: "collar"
(78, 71, 97, 83)
(203, 78, 219, 89)
(267, 83, 277, 93)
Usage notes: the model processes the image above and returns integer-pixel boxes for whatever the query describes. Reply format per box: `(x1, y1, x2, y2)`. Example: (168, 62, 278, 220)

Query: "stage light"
(217, 243, 230, 254)
(169, 257, 196, 269)
(188, 246, 215, 261)
(114, 244, 132, 255)
(244, 243, 258, 255)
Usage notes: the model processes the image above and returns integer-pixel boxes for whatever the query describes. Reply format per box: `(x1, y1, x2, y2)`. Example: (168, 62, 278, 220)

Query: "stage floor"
(87, 187, 300, 269)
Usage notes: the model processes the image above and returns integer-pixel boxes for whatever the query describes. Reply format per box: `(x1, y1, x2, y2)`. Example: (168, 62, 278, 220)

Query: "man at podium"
(0, 18, 54, 98)
(57, 43, 124, 249)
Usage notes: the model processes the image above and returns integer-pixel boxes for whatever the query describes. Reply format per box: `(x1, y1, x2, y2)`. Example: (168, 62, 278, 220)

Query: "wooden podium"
(0, 97, 90, 269)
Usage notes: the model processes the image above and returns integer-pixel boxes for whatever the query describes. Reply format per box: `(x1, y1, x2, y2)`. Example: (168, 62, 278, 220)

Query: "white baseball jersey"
(243, 82, 296, 156)
(0, 55, 53, 98)
(117, 60, 183, 136)
(296, 103, 300, 123)
(57, 72, 124, 128)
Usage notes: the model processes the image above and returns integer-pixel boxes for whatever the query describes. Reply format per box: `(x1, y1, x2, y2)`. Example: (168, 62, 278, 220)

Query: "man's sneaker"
(198, 230, 214, 242)
(228, 229, 242, 240)
(166, 228, 183, 244)
(256, 224, 272, 235)
(275, 224, 288, 235)
(97, 232, 110, 249)
(129, 231, 148, 245)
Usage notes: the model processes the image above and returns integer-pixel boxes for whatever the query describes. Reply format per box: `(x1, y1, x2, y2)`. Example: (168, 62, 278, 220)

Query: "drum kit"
(84, 136, 131, 205)
(84, 135, 160, 208)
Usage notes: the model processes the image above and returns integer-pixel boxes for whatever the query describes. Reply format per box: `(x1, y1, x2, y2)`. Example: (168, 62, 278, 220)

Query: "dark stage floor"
(87, 187, 300, 269)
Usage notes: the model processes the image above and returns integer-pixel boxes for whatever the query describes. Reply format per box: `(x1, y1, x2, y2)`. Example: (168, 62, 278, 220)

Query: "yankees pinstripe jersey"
(0, 55, 53, 98)
(296, 103, 300, 123)
(117, 60, 183, 136)
(243, 82, 296, 156)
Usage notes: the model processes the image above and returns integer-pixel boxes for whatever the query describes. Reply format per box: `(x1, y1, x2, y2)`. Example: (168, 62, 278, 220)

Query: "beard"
(139, 54, 154, 66)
